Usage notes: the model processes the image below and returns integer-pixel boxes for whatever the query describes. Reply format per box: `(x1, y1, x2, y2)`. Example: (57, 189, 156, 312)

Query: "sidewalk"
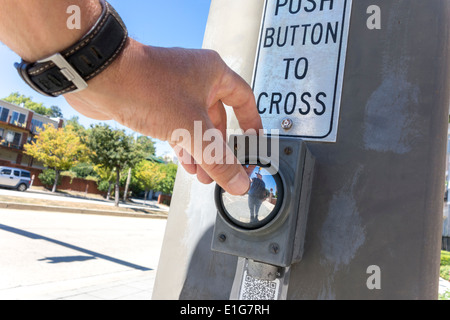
(2, 188, 449, 300)
(0, 189, 166, 300)
(0, 270, 156, 300)
(0, 187, 169, 219)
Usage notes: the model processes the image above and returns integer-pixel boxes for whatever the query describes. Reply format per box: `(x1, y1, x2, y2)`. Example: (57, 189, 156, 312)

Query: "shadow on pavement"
(0, 224, 151, 271)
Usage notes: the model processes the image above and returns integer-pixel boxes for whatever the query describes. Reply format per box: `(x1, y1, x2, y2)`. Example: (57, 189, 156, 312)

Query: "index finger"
(215, 68, 263, 133)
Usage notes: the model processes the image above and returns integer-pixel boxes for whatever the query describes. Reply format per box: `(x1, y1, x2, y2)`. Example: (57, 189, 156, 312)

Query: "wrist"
(2, 0, 102, 62)
(14, 0, 128, 98)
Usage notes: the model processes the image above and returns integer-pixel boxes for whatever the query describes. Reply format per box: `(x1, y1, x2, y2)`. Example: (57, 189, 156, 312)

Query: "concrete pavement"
(1, 189, 449, 300)
(0, 208, 166, 300)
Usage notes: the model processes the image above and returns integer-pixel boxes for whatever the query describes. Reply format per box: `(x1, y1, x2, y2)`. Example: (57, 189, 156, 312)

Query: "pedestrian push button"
(211, 135, 315, 268)
(215, 164, 284, 230)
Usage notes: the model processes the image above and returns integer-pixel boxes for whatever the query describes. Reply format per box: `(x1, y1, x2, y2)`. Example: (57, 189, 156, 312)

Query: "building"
(0, 99, 63, 169)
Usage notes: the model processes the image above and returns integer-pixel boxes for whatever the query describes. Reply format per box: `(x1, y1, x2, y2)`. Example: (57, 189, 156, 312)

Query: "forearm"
(0, 0, 260, 195)
(0, 0, 101, 61)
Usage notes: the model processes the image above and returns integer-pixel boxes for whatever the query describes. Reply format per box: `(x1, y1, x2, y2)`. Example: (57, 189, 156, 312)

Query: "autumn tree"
(158, 163, 178, 195)
(134, 160, 166, 204)
(24, 124, 87, 192)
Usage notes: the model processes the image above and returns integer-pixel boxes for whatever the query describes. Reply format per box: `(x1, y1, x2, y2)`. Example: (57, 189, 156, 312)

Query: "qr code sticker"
(239, 272, 280, 300)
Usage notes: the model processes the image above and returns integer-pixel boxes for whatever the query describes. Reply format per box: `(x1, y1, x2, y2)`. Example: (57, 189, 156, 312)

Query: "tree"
(136, 135, 156, 156)
(134, 160, 166, 204)
(93, 165, 116, 200)
(84, 124, 144, 206)
(157, 163, 178, 195)
(3, 92, 64, 118)
(65, 116, 86, 134)
(24, 124, 87, 192)
(49, 106, 63, 118)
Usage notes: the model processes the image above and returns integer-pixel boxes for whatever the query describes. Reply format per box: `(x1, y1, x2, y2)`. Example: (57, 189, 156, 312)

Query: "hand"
(65, 39, 263, 195)
(0, 0, 262, 195)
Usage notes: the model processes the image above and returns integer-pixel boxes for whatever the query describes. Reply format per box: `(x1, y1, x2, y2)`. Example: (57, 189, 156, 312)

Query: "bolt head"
(284, 147, 293, 155)
(281, 118, 293, 130)
(218, 233, 227, 242)
(270, 243, 280, 254)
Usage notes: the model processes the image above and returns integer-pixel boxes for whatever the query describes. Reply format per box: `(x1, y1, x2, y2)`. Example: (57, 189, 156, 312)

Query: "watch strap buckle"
(38, 53, 88, 93)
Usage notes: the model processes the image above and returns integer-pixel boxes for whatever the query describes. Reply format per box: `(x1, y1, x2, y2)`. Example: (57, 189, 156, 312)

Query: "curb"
(0, 202, 168, 219)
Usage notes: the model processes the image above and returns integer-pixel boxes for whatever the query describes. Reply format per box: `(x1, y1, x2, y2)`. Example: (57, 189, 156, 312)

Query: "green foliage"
(83, 124, 144, 170)
(83, 124, 144, 206)
(84, 175, 99, 182)
(71, 162, 97, 179)
(439, 290, 450, 300)
(65, 116, 87, 137)
(441, 251, 450, 283)
(50, 106, 63, 118)
(134, 160, 166, 193)
(132, 161, 178, 196)
(97, 180, 112, 192)
(441, 250, 450, 266)
(137, 135, 156, 156)
(3, 92, 63, 117)
(440, 265, 450, 281)
(39, 169, 61, 188)
(158, 163, 178, 195)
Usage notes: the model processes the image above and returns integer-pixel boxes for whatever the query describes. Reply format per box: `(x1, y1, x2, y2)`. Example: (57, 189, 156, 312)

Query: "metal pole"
(153, 0, 450, 299)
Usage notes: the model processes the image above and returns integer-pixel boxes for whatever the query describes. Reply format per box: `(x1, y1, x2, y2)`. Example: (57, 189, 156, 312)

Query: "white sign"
(252, 0, 352, 142)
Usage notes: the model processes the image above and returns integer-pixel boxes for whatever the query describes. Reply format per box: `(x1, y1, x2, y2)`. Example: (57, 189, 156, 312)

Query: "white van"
(0, 166, 31, 192)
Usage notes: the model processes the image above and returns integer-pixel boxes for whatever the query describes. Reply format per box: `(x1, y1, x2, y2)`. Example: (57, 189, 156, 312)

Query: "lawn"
(441, 250, 450, 281)
(439, 250, 450, 300)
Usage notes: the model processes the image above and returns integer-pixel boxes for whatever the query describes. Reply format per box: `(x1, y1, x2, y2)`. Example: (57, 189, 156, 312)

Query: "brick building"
(0, 99, 63, 168)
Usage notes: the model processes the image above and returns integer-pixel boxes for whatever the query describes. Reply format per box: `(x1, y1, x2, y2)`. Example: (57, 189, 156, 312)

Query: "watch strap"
(15, 0, 128, 97)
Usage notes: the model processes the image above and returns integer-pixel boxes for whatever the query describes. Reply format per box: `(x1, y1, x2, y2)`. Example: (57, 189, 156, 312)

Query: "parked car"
(0, 166, 31, 192)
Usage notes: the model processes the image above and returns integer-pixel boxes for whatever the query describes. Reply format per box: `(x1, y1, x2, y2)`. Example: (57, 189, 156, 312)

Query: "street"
(0, 208, 167, 300)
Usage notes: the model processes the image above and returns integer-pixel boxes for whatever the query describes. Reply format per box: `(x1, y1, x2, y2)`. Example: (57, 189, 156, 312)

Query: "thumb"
(199, 139, 250, 196)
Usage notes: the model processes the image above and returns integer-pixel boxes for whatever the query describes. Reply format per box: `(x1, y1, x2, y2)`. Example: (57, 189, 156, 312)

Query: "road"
(0, 208, 167, 300)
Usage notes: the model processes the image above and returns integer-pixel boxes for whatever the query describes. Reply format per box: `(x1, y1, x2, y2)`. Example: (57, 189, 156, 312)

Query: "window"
(6, 131, 21, 147)
(10, 111, 26, 126)
(21, 171, 31, 178)
(31, 118, 44, 134)
(5, 131, 14, 143)
(1, 169, 11, 175)
(13, 170, 20, 177)
(0, 107, 9, 122)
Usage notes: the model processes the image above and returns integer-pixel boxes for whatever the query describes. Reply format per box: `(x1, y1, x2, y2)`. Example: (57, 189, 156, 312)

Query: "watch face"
(217, 164, 284, 230)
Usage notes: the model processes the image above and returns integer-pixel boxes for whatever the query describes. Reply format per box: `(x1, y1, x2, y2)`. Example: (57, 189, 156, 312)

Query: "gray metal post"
(152, 0, 450, 300)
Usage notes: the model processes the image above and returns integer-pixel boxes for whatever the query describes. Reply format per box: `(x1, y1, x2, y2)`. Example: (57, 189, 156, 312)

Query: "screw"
(284, 147, 293, 155)
(270, 243, 280, 254)
(281, 118, 293, 130)
(218, 233, 227, 242)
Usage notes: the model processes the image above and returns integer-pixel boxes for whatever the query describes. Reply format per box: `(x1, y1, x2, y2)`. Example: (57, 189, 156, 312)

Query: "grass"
(440, 250, 450, 300)
(441, 250, 450, 282)
(0, 187, 168, 217)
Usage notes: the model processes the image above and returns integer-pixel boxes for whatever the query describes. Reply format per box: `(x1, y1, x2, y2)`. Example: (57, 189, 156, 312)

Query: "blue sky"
(0, 0, 211, 157)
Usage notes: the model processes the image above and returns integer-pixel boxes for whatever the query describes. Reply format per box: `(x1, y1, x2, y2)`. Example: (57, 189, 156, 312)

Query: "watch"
(15, 0, 128, 97)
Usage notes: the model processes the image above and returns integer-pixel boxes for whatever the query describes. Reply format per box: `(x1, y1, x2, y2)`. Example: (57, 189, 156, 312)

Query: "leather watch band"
(15, 0, 128, 97)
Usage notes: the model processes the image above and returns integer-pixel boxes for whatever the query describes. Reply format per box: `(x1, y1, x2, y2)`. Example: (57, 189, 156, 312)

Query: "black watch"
(15, 0, 128, 97)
